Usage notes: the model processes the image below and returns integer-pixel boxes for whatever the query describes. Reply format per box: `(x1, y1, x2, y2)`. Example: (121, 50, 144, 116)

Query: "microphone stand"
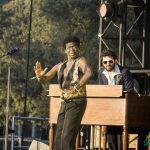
(5, 55, 12, 150)
(0, 54, 12, 150)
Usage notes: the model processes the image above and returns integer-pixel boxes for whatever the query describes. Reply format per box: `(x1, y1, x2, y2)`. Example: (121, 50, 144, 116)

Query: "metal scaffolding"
(98, 0, 147, 69)
(98, 0, 150, 95)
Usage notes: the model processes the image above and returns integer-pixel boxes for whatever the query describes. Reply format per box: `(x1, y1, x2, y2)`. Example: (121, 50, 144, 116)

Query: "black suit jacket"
(98, 65, 134, 92)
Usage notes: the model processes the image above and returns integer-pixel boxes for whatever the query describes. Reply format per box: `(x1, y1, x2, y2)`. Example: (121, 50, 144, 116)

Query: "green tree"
(0, 0, 100, 126)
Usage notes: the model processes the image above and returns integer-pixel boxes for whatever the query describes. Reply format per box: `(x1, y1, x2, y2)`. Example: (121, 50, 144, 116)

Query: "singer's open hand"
(34, 61, 48, 78)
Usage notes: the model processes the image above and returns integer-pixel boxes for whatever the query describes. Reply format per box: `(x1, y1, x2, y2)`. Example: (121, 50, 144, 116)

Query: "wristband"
(74, 82, 80, 91)
(31, 76, 41, 81)
(36, 76, 41, 81)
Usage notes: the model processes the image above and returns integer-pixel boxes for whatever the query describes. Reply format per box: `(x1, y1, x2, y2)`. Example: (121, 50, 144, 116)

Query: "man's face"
(102, 56, 116, 71)
(65, 42, 80, 59)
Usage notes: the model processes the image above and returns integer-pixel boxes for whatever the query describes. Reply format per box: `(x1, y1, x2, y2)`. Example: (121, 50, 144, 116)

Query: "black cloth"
(54, 98, 87, 150)
(99, 65, 134, 92)
(99, 65, 134, 150)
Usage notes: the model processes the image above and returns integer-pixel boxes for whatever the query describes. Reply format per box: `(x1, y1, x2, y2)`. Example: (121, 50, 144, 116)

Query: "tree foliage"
(0, 0, 99, 125)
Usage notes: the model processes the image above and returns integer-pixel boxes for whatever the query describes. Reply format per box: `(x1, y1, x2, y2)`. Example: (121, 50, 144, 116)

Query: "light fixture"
(99, 1, 125, 21)
(99, 1, 115, 19)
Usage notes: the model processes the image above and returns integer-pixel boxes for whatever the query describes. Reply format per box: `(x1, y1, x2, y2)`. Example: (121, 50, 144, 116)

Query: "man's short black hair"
(101, 49, 117, 60)
(63, 36, 80, 50)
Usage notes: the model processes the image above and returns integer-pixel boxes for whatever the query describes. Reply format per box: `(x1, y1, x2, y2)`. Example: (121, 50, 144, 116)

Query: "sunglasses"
(103, 60, 113, 64)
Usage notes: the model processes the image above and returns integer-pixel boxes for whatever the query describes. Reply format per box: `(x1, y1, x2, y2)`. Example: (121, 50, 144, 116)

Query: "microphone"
(3, 47, 20, 56)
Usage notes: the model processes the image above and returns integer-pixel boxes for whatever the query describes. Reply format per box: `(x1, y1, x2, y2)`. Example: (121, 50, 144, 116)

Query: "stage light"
(99, 1, 125, 21)
(99, 1, 115, 19)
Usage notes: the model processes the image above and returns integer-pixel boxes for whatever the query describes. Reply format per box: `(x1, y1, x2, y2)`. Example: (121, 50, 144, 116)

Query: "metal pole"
(4, 56, 12, 150)
(11, 116, 15, 150)
(98, 1, 103, 72)
(21, 0, 33, 145)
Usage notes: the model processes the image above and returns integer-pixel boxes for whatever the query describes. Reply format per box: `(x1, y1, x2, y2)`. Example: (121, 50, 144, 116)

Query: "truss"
(98, 0, 147, 70)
